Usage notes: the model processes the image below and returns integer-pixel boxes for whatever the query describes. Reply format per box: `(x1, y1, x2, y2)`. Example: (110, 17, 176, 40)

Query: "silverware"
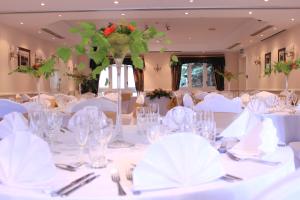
(227, 152, 281, 166)
(221, 174, 243, 182)
(55, 164, 77, 172)
(51, 172, 95, 197)
(111, 172, 126, 196)
(60, 175, 100, 197)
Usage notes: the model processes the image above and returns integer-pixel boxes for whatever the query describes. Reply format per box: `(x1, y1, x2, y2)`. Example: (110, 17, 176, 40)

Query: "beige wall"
(0, 22, 70, 95)
(244, 24, 300, 91)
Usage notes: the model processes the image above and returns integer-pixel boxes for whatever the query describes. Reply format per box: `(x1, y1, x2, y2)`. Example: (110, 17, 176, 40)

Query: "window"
(98, 64, 136, 92)
(179, 63, 216, 89)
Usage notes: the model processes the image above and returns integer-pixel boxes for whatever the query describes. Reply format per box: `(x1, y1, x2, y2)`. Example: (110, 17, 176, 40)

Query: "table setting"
(0, 103, 296, 200)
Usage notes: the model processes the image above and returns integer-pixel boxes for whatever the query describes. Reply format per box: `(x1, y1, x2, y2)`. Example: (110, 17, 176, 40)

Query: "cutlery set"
(226, 152, 281, 166)
(51, 172, 100, 197)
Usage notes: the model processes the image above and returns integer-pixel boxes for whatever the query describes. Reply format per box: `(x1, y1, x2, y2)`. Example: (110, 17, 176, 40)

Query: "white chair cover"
(183, 93, 194, 109)
(194, 93, 242, 113)
(0, 99, 27, 118)
(255, 169, 300, 200)
(193, 91, 209, 100)
(68, 97, 117, 113)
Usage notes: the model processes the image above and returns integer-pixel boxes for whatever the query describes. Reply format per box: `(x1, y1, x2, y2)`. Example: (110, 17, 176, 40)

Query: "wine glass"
(28, 110, 47, 138)
(172, 107, 186, 131)
(73, 114, 89, 164)
(88, 119, 113, 168)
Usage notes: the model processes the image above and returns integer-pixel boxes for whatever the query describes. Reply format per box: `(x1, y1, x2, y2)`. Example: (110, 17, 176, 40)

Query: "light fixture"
(189, 0, 194, 3)
(260, 34, 264, 37)
(249, 11, 253, 15)
(114, 1, 119, 4)
(264, 0, 269, 2)
(254, 56, 261, 65)
(40, 2, 45, 6)
(58, 14, 62, 17)
(291, 18, 295, 22)
(121, 13, 125, 16)
(185, 12, 189, 15)
(20, 22, 24, 25)
(153, 64, 162, 72)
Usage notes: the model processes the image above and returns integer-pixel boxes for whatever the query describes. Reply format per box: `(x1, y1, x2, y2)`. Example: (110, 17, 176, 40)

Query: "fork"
(227, 152, 281, 166)
(111, 172, 127, 196)
(126, 168, 133, 183)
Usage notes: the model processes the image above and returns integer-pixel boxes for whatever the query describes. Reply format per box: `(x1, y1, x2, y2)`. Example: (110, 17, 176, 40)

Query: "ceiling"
(0, 0, 299, 52)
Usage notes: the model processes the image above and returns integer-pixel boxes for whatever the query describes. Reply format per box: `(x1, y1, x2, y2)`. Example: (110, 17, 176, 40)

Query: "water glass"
(136, 106, 150, 134)
(88, 119, 113, 168)
(45, 111, 63, 152)
(172, 107, 186, 131)
(146, 123, 165, 144)
(28, 110, 47, 138)
(73, 114, 89, 163)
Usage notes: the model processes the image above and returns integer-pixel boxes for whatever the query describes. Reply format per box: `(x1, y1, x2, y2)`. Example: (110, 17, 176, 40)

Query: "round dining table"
(261, 111, 300, 144)
(0, 126, 295, 200)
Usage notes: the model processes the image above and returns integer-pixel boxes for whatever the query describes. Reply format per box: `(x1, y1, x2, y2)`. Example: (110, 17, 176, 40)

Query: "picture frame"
(278, 48, 286, 62)
(265, 52, 271, 71)
(17, 47, 31, 66)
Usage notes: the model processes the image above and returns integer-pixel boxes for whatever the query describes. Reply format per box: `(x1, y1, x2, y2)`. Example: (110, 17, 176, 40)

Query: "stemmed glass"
(172, 107, 186, 131)
(88, 118, 113, 168)
(45, 111, 64, 153)
(136, 106, 150, 134)
(73, 114, 89, 164)
(28, 110, 47, 138)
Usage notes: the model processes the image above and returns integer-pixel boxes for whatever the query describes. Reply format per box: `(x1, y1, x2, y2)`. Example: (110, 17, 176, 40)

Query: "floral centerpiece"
(273, 59, 300, 91)
(216, 70, 241, 90)
(55, 21, 167, 147)
(146, 88, 172, 100)
(9, 58, 56, 102)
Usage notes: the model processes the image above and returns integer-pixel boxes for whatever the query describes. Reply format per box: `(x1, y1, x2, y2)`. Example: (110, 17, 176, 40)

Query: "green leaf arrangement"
(216, 70, 241, 82)
(9, 57, 56, 79)
(146, 88, 172, 100)
(273, 59, 300, 76)
(57, 21, 168, 79)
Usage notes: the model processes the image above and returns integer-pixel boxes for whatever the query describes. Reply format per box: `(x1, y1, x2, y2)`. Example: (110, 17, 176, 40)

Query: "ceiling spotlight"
(20, 22, 24, 25)
(264, 0, 269, 2)
(260, 34, 264, 37)
(291, 18, 295, 21)
(121, 13, 125, 16)
(185, 12, 189, 15)
(41, 2, 45, 6)
(249, 11, 253, 15)
(114, 1, 119, 4)
(189, 0, 194, 2)
(58, 14, 62, 17)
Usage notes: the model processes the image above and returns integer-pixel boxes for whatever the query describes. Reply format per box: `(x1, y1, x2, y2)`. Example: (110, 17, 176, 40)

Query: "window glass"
(191, 63, 203, 87)
(127, 66, 135, 88)
(207, 64, 216, 87)
(179, 64, 189, 87)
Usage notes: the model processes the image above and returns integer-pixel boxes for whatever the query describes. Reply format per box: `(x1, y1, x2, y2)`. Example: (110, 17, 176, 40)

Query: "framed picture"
(278, 48, 286, 62)
(265, 52, 271, 71)
(17, 47, 31, 66)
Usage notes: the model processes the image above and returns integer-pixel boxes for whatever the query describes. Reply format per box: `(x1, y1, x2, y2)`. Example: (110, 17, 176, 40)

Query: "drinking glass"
(45, 111, 63, 153)
(88, 119, 113, 168)
(172, 107, 186, 131)
(28, 110, 47, 138)
(73, 114, 89, 163)
(146, 122, 165, 144)
(136, 106, 150, 134)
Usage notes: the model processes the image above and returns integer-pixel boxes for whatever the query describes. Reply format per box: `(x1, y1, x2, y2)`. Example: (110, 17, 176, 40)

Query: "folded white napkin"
(221, 109, 261, 138)
(0, 127, 56, 189)
(67, 107, 107, 131)
(183, 93, 194, 109)
(231, 118, 278, 156)
(247, 98, 268, 114)
(133, 133, 225, 191)
(0, 112, 28, 139)
(162, 106, 194, 131)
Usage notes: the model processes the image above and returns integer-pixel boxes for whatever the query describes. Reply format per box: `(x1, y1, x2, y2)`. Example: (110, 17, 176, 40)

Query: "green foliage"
(146, 89, 172, 100)
(55, 21, 168, 79)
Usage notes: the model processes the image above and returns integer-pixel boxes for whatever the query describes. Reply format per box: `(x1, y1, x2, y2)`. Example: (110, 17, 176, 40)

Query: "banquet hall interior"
(1, 0, 300, 199)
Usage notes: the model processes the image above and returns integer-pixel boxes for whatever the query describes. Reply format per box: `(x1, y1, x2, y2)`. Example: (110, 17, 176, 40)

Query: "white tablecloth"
(261, 112, 300, 144)
(0, 126, 295, 200)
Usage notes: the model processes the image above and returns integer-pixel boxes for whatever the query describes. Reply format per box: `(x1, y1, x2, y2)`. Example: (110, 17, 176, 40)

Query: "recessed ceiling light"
(291, 18, 295, 21)
(273, 27, 277, 30)
(264, 0, 269, 2)
(41, 2, 45, 6)
(260, 34, 264, 37)
(249, 11, 253, 15)
(58, 14, 62, 17)
(189, 0, 194, 3)
(121, 13, 125, 16)
(20, 22, 24, 25)
(114, 1, 119, 4)
(185, 12, 189, 15)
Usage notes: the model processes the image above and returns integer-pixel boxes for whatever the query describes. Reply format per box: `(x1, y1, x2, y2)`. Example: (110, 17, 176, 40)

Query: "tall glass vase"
(35, 77, 42, 104)
(108, 57, 134, 148)
(284, 74, 289, 92)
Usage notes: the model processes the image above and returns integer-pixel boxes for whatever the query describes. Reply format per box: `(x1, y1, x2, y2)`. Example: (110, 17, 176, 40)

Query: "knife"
(51, 172, 95, 197)
(60, 175, 100, 197)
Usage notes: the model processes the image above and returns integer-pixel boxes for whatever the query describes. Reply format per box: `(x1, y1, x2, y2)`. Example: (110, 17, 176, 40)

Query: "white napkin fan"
(0, 130, 56, 189)
(133, 133, 225, 191)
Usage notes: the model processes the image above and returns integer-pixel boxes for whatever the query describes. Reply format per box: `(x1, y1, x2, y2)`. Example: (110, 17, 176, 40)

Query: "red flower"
(32, 63, 42, 70)
(103, 24, 116, 37)
(127, 24, 135, 32)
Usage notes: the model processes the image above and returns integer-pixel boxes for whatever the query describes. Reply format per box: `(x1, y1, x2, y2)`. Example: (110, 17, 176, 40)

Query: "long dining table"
(0, 126, 295, 200)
